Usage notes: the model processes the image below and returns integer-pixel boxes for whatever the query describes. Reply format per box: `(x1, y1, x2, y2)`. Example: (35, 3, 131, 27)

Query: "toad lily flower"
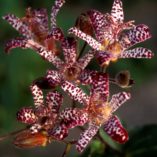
(16, 83, 89, 144)
(16, 83, 69, 139)
(61, 72, 131, 152)
(69, 0, 153, 66)
(3, 0, 65, 54)
(4, 34, 95, 92)
(4, 0, 95, 85)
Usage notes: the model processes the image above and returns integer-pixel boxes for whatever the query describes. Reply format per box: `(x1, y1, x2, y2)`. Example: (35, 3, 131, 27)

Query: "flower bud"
(13, 130, 49, 148)
(115, 70, 134, 88)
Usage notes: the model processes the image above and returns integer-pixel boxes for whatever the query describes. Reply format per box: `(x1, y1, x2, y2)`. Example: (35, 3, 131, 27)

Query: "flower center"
(63, 65, 81, 81)
(88, 96, 112, 126)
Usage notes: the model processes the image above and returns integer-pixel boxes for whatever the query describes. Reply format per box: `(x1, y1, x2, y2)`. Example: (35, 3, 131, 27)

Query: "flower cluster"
(2, 0, 153, 154)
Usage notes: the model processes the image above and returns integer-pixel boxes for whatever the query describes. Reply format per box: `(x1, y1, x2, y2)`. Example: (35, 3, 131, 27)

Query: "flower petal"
(5, 37, 28, 53)
(16, 107, 37, 124)
(30, 84, 44, 108)
(69, 27, 102, 51)
(59, 108, 88, 128)
(30, 123, 42, 133)
(103, 115, 129, 143)
(111, 0, 124, 23)
(46, 91, 63, 113)
(61, 37, 77, 65)
(46, 70, 62, 87)
(76, 124, 99, 152)
(120, 47, 154, 59)
(3, 14, 32, 38)
(77, 50, 95, 70)
(110, 92, 131, 113)
(96, 51, 112, 66)
(26, 40, 64, 69)
(51, 0, 65, 28)
(79, 70, 98, 85)
(91, 73, 109, 102)
(87, 10, 107, 42)
(120, 24, 151, 49)
(49, 123, 68, 140)
(61, 81, 89, 105)
(47, 27, 65, 42)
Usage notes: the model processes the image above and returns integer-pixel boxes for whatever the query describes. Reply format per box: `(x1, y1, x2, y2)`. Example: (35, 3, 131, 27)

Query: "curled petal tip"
(147, 51, 154, 58)
(16, 107, 37, 124)
(4, 38, 27, 53)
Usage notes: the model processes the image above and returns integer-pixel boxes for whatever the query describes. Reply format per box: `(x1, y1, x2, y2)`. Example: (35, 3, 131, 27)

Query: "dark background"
(0, 0, 157, 156)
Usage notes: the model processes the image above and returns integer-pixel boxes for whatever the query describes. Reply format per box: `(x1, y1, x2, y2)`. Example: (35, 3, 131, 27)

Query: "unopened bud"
(115, 70, 134, 88)
(13, 130, 49, 148)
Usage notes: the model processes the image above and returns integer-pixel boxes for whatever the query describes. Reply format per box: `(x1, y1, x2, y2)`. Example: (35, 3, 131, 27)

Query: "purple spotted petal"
(49, 123, 68, 140)
(59, 108, 88, 128)
(3, 14, 32, 38)
(69, 27, 102, 51)
(90, 73, 109, 102)
(61, 81, 89, 105)
(46, 91, 63, 113)
(51, 0, 65, 28)
(46, 70, 62, 87)
(47, 27, 65, 42)
(111, 0, 124, 23)
(110, 92, 131, 113)
(96, 51, 112, 66)
(77, 50, 95, 70)
(120, 47, 154, 59)
(76, 124, 99, 152)
(103, 115, 129, 143)
(87, 10, 107, 42)
(120, 24, 151, 49)
(5, 37, 28, 53)
(61, 37, 77, 65)
(30, 123, 42, 134)
(79, 70, 98, 85)
(30, 84, 44, 108)
(26, 40, 64, 69)
(16, 107, 37, 124)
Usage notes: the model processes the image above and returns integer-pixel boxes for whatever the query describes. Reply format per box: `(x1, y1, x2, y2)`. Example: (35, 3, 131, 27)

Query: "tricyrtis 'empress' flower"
(16, 83, 89, 144)
(16, 83, 70, 140)
(69, 0, 153, 66)
(3, 0, 65, 54)
(61, 72, 131, 152)
(3, 0, 95, 87)
(4, 35, 95, 94)
(4, 36, 95, 97)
